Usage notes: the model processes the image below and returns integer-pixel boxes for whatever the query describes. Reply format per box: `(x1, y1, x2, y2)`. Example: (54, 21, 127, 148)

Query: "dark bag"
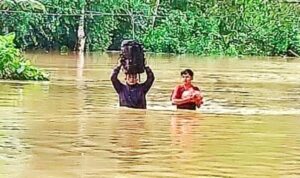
(120, 40, 145, 74)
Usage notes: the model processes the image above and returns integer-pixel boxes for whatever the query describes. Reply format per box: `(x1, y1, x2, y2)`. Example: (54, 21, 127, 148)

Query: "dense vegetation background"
(0, 33, 48, 80)
(0, 0, 300, 56)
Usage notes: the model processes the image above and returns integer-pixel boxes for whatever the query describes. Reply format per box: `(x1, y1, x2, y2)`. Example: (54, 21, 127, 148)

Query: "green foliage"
(141, 0, 300, 56)
(0, 33, 49, 80)
(85, 0, 119, 51)
(0, 0, 299, 56)
(140, 10, 223, 55)
(0, 0, 45, 12)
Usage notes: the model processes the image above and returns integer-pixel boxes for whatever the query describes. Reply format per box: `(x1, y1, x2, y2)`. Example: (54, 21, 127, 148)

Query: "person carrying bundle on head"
(111, 40, 155, 109)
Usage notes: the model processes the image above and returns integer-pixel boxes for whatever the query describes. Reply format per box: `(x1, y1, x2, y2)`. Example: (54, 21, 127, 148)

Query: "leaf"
(5, 33, 16, 44)
(0, 0, 16, 10)
(17, 64, 25, 74)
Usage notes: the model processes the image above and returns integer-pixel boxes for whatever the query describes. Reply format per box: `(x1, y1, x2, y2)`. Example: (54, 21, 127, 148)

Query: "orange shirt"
(171, 85, 201, 110)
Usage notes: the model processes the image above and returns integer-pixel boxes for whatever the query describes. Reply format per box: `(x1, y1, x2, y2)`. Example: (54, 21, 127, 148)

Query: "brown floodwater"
(0, 52, 300, 178)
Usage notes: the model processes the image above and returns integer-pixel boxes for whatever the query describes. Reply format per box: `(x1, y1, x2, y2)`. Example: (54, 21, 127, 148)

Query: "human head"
(180, 69, 194, 84)
(125, 73, 139, 85)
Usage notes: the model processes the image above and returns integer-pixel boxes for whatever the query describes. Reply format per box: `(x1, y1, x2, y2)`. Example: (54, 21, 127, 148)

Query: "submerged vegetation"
(0, 0, 299, 56)
(0, 33, 49, 80)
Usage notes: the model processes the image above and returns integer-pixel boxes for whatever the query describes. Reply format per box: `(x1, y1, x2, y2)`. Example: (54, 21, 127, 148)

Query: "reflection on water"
(0, 52, 300, 177)
(171, 112, 200, 151)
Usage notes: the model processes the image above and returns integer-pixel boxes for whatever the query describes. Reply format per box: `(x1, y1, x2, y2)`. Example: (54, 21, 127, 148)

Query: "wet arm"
(194, 88, 203, 108)
(171, 96, 193, 105)
(110, 64, 122, 93)
(171, 86, 193, 105)
(143, 66, 155, 93)
(196, 96, 204, 108)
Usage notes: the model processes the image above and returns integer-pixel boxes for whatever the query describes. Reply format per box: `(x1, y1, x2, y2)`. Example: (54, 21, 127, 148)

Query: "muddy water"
(0, 52, 299, 178)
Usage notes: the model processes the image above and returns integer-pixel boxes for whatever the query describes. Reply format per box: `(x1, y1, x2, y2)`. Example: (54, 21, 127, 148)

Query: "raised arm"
(110, 64, 123, 93)
(142, 66, 155, 93)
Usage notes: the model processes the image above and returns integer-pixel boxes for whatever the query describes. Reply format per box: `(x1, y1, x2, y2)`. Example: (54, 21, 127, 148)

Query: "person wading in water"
(111, 40, 155, 109)
(171, 69, 203, 110)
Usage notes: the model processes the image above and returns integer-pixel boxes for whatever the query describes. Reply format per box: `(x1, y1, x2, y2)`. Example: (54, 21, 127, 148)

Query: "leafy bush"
(0, 33, 49, 80)
(0, 0, 299, 56)
(140, 1, 300, 56)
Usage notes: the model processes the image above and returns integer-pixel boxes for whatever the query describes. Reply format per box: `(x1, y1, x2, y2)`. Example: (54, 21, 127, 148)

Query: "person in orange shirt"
(171, 69, 203, 110)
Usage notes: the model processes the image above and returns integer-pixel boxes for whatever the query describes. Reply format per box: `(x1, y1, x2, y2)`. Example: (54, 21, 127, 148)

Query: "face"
(125, 74, 138, 85)
(181, 73, 192, 85)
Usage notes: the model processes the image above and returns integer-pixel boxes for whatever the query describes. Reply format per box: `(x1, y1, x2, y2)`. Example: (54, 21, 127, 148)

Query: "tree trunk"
(152, 0, 160, 28)
(77, 8, 86, 53)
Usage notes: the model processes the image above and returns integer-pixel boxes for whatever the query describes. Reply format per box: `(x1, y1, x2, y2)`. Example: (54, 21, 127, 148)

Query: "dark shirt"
(171, 85, 200, 110)
(111, 65, 154, 109)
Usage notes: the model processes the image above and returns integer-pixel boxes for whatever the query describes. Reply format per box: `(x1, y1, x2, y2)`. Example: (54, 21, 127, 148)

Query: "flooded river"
(0, 52, 300, 178)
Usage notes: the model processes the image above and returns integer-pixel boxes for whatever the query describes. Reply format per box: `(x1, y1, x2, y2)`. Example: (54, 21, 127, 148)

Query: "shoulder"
(172, 85, 184, 93)
(193, 85, 200, 91)
(174, 84, 183, 90)
(172, 85, 184, 96)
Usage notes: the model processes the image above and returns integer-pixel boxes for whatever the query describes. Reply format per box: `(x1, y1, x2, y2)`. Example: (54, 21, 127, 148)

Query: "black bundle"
(120, 40, 145, 74)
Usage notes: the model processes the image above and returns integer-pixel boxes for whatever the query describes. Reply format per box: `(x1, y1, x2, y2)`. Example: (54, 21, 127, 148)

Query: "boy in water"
(171, 69, 203, 110)
(111, 40, 155, 109)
